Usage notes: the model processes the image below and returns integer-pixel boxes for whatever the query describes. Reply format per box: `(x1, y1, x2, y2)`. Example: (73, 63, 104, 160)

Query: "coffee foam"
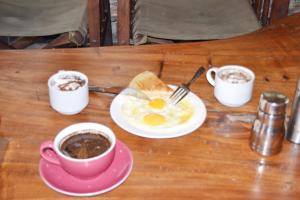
(219, 68, 251, 84)
(54, 74, 86, 91)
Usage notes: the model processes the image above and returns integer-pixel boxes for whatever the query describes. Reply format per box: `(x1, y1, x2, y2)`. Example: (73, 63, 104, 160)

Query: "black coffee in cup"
(60, 130, 110, 159)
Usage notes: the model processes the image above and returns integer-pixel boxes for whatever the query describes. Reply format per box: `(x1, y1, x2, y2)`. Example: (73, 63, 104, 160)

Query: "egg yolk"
(143, 113, 166, 126)
(149, 98, 166, 109)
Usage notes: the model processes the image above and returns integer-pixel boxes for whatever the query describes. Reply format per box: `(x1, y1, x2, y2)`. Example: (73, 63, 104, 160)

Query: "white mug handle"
(206, 67, 219, 87)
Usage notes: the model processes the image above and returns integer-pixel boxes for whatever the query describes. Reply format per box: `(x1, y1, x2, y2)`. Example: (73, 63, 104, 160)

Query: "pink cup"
(40, 123, 116, 179)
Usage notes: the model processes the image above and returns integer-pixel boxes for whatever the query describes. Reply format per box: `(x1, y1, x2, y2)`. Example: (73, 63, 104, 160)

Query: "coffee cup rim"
(216, 65, 255, 83)
(48, 70, 88, 91)
(53, 122, 116, 162)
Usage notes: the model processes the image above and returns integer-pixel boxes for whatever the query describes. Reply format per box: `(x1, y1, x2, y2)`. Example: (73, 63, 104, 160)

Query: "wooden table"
(1, 14, 300, 200)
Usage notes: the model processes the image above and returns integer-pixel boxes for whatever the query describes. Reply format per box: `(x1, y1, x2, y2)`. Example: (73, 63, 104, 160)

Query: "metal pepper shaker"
(249, 91, 289, 156)
(287, 78, 300, 144)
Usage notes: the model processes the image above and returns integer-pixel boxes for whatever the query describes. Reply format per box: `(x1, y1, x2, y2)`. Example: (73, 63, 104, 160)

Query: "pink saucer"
(39, 140, 133, 197)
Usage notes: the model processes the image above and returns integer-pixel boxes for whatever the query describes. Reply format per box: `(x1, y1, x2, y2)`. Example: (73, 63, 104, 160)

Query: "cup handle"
(206, 67, 219, 87)
(40, 140, 61, 165)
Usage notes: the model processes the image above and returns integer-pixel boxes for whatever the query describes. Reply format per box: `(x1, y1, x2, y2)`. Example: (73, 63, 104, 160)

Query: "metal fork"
(168, 66, 205, 105)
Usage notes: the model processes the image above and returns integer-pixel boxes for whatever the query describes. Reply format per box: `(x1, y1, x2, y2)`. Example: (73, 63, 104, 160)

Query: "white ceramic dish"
(110, 87, 207, 139)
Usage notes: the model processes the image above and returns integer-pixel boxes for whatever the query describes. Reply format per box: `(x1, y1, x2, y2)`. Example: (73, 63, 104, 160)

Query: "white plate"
(110, 89, 207, 139)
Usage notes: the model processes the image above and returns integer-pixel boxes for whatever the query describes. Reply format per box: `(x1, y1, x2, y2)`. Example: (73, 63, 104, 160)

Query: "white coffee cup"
(206, 65, 255, 107)
(48, 70, 89, 115)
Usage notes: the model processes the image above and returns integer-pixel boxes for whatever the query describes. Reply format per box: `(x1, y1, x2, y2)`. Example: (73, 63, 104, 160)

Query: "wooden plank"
(88, 0, 101, 47)
(11, 37, 43, 49)
(253, 0, 290, 25)
(270, 0, 290, 23)
(43, 32, 83, 49)
(117, 0, 131, 45)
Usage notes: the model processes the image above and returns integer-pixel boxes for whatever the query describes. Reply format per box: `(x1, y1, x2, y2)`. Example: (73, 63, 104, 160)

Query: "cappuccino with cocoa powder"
(219, 68, 252, 84)
(56, 74, 86, 91)
(48, 70, 89, 115)
(206, 65, 255, 107)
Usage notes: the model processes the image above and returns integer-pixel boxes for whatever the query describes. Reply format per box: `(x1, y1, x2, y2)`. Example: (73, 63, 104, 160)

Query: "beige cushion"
(0, 0, 87, 37)
(133, 0, 261, 44)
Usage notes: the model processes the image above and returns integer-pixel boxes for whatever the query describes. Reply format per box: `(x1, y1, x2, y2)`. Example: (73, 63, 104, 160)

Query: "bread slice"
(128, 71, 173, 92)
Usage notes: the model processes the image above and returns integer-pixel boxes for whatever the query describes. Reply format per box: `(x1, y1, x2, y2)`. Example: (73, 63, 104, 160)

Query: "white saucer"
(110, 88, 207, 139)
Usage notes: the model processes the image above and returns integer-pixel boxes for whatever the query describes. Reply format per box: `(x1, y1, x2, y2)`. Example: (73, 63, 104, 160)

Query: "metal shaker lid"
(259, 91, 289, 115)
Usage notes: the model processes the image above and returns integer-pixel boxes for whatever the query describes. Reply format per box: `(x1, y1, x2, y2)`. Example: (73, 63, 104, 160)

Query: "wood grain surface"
(1, 14, 300, 200)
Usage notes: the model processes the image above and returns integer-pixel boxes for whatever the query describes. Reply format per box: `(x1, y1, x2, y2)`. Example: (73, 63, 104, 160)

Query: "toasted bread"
(128, 71, 173, 92)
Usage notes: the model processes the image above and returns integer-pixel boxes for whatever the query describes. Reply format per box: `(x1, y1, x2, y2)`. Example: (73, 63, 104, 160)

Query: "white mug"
(48, 70, 89, 115)
(206, 65, 255, 107)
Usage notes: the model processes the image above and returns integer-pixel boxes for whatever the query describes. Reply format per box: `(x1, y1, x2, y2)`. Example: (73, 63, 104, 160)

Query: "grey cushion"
(0, 0, 87, 37)
(133, 0, 261, 44)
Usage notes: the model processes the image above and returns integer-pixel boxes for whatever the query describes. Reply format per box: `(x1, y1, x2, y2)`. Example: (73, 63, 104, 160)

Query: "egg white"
(120, 90, 195, 130)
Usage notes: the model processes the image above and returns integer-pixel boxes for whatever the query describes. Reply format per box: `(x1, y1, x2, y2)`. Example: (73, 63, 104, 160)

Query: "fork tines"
(168, 66, 205, 105)
(168, 85, 190, 105)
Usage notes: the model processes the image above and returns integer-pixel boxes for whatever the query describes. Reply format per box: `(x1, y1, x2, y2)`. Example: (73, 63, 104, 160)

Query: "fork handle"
(186, 66, 205, 87)
(89, 85, 125, 94)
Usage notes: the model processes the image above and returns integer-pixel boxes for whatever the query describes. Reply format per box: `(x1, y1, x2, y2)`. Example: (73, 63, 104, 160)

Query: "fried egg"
(121, 91, 194, 130)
